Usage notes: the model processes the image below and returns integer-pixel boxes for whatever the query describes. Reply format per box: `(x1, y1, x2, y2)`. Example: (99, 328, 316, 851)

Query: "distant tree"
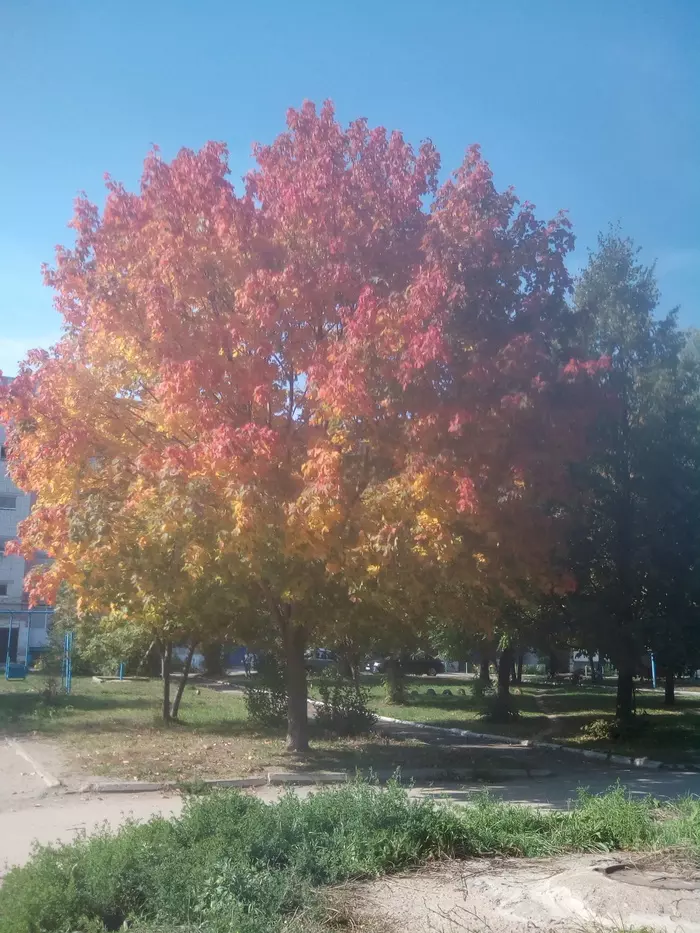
(567, 228, 689, 721)
(637, 330, 700, 704)
(51, 585, 155, 677)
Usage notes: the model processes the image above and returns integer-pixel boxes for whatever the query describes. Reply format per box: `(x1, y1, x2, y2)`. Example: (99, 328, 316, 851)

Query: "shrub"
(2, 783, 699, 933)
(49, 585, 156, 678)
(244, 655, 287, 728)
(581, 714, 652, 744)
(314, 670, 377, 736)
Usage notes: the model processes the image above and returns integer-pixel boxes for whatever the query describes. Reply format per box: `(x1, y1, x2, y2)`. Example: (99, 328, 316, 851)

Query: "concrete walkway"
(0, 740, 180, 877)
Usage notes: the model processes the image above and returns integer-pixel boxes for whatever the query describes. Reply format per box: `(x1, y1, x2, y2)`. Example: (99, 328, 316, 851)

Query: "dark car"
(365, 655, 444, 676)
(305, 647, 338, 673)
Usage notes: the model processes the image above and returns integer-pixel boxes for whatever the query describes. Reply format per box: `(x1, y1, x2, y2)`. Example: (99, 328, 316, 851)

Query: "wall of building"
(0, 419, 50, 661)
(0, 424, 31, 603)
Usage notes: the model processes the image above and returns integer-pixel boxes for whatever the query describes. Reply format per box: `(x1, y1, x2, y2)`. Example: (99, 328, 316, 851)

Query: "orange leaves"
(0, 100, 604, 635)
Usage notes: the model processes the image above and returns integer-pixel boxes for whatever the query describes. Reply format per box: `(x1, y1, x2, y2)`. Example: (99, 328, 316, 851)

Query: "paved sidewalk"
(0, 740, 181, 877)
(0, 791, 182, 879)
(373, 715, 655, 777)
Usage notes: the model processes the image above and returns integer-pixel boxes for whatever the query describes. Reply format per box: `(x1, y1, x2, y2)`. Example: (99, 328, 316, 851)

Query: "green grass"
(1, 783, 699, 933)
(359, 677, 546, 737)
(4, 674, 698, 781)
(0, 676, 514, 782)
(307, 675, 700, 761)
(0, 675, 289, 780)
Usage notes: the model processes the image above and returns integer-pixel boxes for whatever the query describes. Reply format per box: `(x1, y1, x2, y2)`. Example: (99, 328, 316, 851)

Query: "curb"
(74, 765, 554, 795)
(6, 738, 62, 789)
(374, 713, 525, 747)
(76, 777, 268, 794)
(370, 713, 673, 772)
(222, 685, 687, 773)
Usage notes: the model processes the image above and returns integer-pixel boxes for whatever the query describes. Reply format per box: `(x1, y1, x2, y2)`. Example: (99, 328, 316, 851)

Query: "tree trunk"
(664, 668, 675, 706)
(548, 651, 558, 680)
(350, 656, 363, 699)
(139, 640, 156, 674)
(203, 644, 224, 677)
(282, 617, 309, 752)
(615, 660, 636, 722)
(171, 643, 197, 720)
(510, 660, 518, 685)
(588, 653, 598, 683)
(479, 657, 491, 684)
(498, 646, 514, 701)
(516, 653, 524, 685)
(161, 642, 172, 724)
(385, 658, 406, 704)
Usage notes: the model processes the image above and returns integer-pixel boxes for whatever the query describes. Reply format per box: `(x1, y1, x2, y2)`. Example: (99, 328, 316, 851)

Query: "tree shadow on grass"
(0, 692, 159, 735)
(288, 732, 530, 774)
(401, 694, 541, 713)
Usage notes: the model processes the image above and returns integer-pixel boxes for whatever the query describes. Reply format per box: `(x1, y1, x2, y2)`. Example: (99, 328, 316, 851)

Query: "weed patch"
(2, 784, 700, 933)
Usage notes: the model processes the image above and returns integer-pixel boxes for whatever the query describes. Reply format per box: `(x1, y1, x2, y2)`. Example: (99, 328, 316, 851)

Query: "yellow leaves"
(410, 471, 432, 498)
(184, 543, 207, 577)
(328, 429, 350, 449)
(473, 552, 488, 566)
(416, 508, 441, 529)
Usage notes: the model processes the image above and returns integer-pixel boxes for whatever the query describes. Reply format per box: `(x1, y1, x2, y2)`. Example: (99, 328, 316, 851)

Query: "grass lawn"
(350, 675, 700, 762)
(0, 674, 508, 782)
(362, 677, 546, 738)
(4, 673, 698, 781)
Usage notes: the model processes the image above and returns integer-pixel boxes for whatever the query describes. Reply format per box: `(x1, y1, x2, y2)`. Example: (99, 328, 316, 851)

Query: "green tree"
(637, 330, 700, 704)
(568, 228, 688, 720)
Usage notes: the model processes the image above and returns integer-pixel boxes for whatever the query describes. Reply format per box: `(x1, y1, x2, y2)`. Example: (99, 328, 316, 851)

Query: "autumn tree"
(2, 102, 598, 751)
(4, 435, 248, 721)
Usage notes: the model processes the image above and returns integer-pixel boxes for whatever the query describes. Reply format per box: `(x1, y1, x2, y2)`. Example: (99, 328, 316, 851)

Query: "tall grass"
(1, 783, 699, 933)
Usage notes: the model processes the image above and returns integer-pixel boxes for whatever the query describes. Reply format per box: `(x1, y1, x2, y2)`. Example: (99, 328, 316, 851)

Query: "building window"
(0, 584, 8, 597)
(0, 496, 16, 510)
(0, 445, 6, 460)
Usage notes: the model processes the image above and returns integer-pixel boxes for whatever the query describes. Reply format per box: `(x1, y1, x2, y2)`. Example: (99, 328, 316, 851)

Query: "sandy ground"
(356, 854, 700, 932)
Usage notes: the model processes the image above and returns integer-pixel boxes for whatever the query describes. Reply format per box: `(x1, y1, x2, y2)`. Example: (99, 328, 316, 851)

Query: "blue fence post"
(650, 651, 657, 689)
(118, 662, 125, 681)
(62, 632, 73, 694)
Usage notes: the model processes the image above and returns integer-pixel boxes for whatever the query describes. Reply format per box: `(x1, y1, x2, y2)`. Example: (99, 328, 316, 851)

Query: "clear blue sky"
(1, 0, 698, 376)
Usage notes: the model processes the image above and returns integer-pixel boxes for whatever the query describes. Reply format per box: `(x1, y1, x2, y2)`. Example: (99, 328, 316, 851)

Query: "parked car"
(365, 655, 444, 676)
(305, 647, 338, 673)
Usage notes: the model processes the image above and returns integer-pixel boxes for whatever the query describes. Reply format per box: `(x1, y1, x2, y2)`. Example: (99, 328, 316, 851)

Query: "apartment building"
(0, 407, 52, 663)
